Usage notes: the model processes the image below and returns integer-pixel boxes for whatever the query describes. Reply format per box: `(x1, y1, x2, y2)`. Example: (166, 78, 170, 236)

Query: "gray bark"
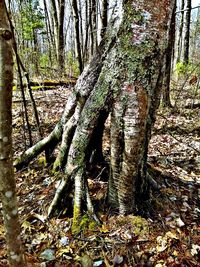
(177, 0, 184, 63)
(15, 0, 175, 232)
(72, 0, 83, 73)
(183, 0, 191, 64)
(14, 35, 115, 171)
(58, 0, 65, 73)
(162, 0, 176, 107)
(100, 0, 108, 40)
(50, 0, 66, 73)
(107, 0, 175, 214)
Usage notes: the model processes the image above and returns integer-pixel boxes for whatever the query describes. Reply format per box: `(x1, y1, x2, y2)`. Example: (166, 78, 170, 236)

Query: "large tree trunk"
(15, 0, 175, 232)
(107, 0, 172, 214)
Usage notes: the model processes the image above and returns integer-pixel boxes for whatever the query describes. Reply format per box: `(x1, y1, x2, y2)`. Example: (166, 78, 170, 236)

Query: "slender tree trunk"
(183, 0, 191, 64)
(83, 0, 89, 63)
(33, 29, 40, 75)
(100, 0, 108, 40)
(72, 0, 83, 73)
(43, 0, 55, 65)
(89, 0, 98, 56)
(0, 1, 26, 266)
(78, 0, 84, 59)
(191, 7, 200, 60)
(51, 0, 59, 30)
(91, 0, 98, 51)
(162, 0, 176, 107)
(88, 0, 94, 56)
(50, 0, 60, 65)
(176, 0, 184, 63)
(58, 0, 65, 74)
(7, 11, 33, 148)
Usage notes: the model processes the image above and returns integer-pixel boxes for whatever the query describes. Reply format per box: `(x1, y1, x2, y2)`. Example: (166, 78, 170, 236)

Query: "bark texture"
(107, 0, 175, 214)
(177, 0, 184, 63)
(72, 0, 83, 73)
(100, 0, 108, 40)
(162, 0, 176, 107)
(58, 0, 65, 73)
(183, 0, 191, 64)
(0, 1, 26, 266)
(50, 0, 66, 74)
(15, 0, 175, 231)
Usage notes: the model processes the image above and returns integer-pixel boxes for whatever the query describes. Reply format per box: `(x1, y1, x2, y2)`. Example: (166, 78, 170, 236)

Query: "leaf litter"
(0, 85, 199, 266)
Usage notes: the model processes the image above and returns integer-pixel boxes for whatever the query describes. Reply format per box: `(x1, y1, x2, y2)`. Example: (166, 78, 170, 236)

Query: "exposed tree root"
(14, 121, 63, 170)
(14, 35, 116, 170)
(13, 1, 173, 232)
(146, 172, 161, 191)
(47, 60, 112, 227)
(47, 169, 75, 218)
(53, 103, 82, 171)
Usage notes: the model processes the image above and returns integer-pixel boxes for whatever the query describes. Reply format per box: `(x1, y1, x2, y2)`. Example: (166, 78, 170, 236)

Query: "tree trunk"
(190, 7, 200, 60)
(15, 0, 175, 232)
(0, 1, 26, 266)
(83, 0, 89, 63)
(32, 29, 40, 76)
(50, 0, 59, 57)
(91, 0, 98, 52)
(100, 0, 108, 40)
(43, 0, 55, 66)
(176, 0, 184, 63)
(50, 0, 66, 73)
(162, 0, 176, 108)
(58, 0, 65, 74)
(72, 0, 83, 73)
(183, 0, 191, 64)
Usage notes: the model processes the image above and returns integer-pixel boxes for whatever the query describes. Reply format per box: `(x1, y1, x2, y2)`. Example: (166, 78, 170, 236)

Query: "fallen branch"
(29, 79, 77, 87)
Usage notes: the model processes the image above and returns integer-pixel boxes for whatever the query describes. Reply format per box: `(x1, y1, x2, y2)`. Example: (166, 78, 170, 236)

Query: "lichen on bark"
(14, 0, 175, 228)
(108, 0, 174, 213)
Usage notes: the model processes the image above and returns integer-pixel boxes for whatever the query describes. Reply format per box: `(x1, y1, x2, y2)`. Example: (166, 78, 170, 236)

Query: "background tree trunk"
(72, 0, 83, 73)
(50, 0, 59, 56)
(183, 0, 191, 64)
(58, 0, 65, 74)
(100, 0, 108, 40)
(83, 0, 89, 63)
(190, 6, 200, 60)
(162, 0, 176, 107)
(0, 1, 26, 266)
(91, 0, 98, 52)
(176, 0, 184, 63)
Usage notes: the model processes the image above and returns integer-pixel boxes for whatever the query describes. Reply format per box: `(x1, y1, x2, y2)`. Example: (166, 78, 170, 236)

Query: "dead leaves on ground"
(0, 86, 199, 266)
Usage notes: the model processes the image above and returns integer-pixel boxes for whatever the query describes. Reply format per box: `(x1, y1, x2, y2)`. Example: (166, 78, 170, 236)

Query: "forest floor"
(0, 81, 199, 267)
